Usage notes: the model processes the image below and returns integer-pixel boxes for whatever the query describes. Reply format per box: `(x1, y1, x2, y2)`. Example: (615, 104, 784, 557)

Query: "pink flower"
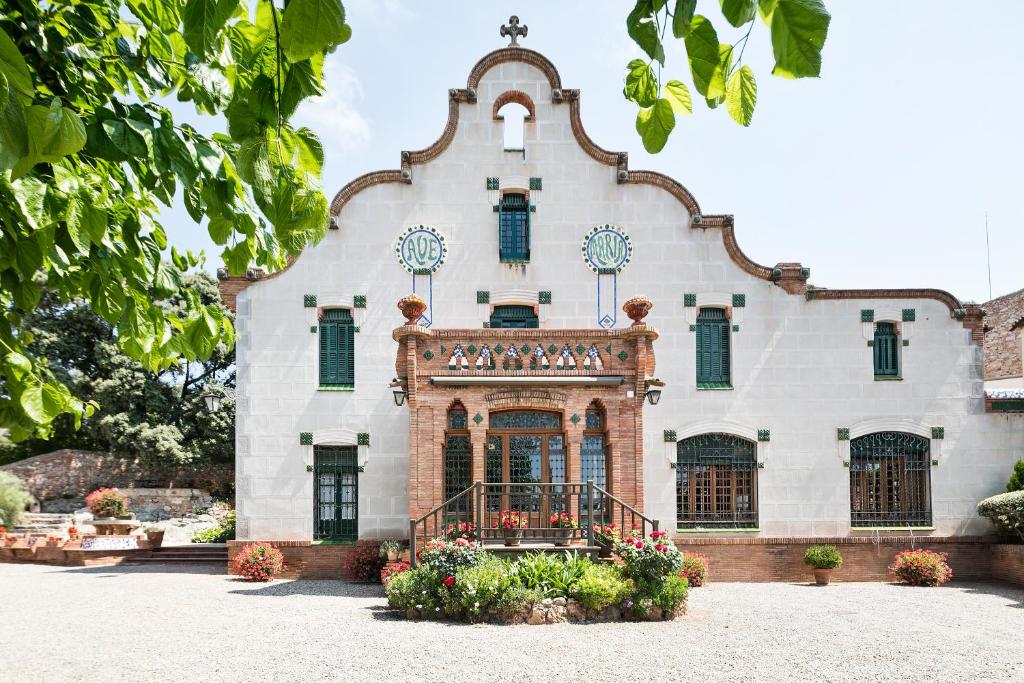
(635, 541, 644, 549)
(443, 575, 455, 587)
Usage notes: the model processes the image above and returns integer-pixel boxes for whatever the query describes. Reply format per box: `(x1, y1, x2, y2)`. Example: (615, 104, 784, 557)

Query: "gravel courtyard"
(2, 563, 1021, 682)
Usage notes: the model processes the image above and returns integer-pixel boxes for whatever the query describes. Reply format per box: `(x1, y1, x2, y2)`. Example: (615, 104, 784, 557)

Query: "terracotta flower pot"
(813, 568, 833, 586)
(503, 528, 523, 547)
(622, 295, 653, 326)
(387, 549, 400, 563)
(553, 528, 575, 547)
(397, 294, 427, 325)
(146, 530, 165, 549)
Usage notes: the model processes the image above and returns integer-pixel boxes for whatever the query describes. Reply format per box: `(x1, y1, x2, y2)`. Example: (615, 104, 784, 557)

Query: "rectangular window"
(498, 192, 530, 262)
(696, 307, 730, 386)
(873, 322, 899, 377)
(319, 308, 354, 387)
(314, 446, 358, 540)
(488, 305, 539, 329)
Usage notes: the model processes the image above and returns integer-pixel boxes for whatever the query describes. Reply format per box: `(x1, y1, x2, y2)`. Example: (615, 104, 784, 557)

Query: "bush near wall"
(978, 490, 1024, 543)
(0, 472, 31, 527)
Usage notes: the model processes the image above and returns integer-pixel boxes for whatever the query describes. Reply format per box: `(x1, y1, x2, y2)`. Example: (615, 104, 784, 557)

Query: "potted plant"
(493, 509, 527, 546)
(379, 540, 402, 563)
(5, 534, 19, 547)
(144, 526, 165, 549)
(67, 525, 79, 540)
(0, 526, 5, 536)
(45, 535, 62, 548)
(85, 487, 130, 519)
(804, 544, 843, 585)
(592, 523, 621, 558)
(550, 512, 578, 546)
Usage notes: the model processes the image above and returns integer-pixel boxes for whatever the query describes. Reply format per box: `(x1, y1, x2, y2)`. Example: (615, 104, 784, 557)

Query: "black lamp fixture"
(201, 390, 222, 412)
(644, 388, 662, 406)
(391, 380, 407, 407)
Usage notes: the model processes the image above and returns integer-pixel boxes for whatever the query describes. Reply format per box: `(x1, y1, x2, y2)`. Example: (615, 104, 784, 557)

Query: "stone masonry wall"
(0, 449, 233, 512)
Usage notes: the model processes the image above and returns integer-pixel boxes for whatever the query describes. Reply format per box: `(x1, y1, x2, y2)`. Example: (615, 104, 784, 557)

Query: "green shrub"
(654, 574, 689, 613)
(616, 531, 683, 584)
(0, 471, 31, 527)
(978, 490, 1024, 542)
(418, 537, 482, 577)
(191, 510, 236, 543)
(453, 554, 515, 620)
(571, 563, 629, 610)
(803, 544, 843, 569)
(512, 551, 592, 597)
(680, 552, 709, 587)
(1007, 460, 1024, 492)
(889, 549, 952, 586)
(385, 565, 443, 613)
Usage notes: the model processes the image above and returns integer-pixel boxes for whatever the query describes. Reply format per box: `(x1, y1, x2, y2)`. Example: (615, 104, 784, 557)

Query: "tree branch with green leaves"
(0, 0, 351, 440)
(624, 0, 830, 152)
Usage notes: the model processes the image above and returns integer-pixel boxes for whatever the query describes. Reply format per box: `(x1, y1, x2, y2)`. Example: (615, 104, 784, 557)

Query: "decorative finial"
(500, 15, 528, 47)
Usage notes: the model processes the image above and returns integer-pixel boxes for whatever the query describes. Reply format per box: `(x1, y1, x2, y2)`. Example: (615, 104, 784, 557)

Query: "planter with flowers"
(86, 487, 130, 519)
(550, 512, 578, 547)
(493, 510, 527, 546)
(379, 540, 403, 563)
(45, 535, 63, 548)
(592, 523, 621, 558)
(67, 525, 79, 541)
(443, 521, 476, 541)
(803, 544, 843, 586)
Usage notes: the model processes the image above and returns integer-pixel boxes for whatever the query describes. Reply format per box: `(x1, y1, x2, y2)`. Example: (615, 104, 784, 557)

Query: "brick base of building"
(226, 540, 356, 579)
(991, 544, 1024, 587)
(673, 536, 993, 583)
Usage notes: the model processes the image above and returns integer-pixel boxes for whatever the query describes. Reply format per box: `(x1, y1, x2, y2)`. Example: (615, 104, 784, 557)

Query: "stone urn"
(622, 295, 653, 326)
(503, 528, 523, 547)
(813, 568, 833, 586)
(553, 528, 574, 547)
(397, 294, 427, 325)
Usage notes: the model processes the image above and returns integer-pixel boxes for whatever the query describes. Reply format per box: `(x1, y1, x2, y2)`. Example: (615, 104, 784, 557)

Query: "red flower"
(635, 541, 644, 549)
(443, 575, 455, 587)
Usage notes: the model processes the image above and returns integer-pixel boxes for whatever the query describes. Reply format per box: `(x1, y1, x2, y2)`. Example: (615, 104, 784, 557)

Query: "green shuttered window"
(489, 304, 538, 329)
(873, 322, 899, 377)
(319, 308, 355, 387)
(696, 308, 730, 386)
(314, 446, 358, 540)
(498, 192, 530, 262)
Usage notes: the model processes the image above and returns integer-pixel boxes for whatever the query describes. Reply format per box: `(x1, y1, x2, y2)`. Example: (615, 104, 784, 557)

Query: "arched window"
(581, 402, 608, 512)
(496, 101, 529, 150)
(873, 322, 900, 378)
(850, 431, 931, 527)
(676, 433, 757, 528)
(444, 402, 471, 511)
(497, 192, 530, 263)
(696, 307, 730, 387)
(319, 308, 354, 387)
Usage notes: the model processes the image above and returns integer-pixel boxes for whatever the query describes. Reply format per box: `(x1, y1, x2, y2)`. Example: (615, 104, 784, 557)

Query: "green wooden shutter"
(319, 309, 354, 386)
(873, 323, 899, 376)
(696, 308, 730, 385)
(489, 305, 538, 328)
(498, 193, 530, 262)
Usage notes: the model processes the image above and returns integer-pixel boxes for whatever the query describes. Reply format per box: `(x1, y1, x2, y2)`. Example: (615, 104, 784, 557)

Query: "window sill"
(676, 528, 760, 533)
(850, 526, 935, 532)
(873, 375, 902, 381)
(499, 258, 530, 265)
(311, 539, 357, 545)
(318, 385, 355, 392)
(696, 383, 733, 390)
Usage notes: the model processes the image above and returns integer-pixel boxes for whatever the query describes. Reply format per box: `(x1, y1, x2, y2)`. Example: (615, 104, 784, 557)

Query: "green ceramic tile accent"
(683, 293, 697, 307)
(310, 325, 318, 333)
(902, 308, 916, 322)
(757, 462, 765, 469)
(486, 177, 499, 190)
(931, 459, 939, 466)
(696, 382, 732, 389)
(861, 309, 874, 322)
(689, 324, 696, 332)
(953, 308, 966, 320)
(520, 344, 530, 354)
(492, 205, 500, 213)
(931, 427, 944, 439)
(306, 465, 314, 472)
(304, 294, 317, 308)
(357, 432, 370, 446)
(423, 350, 434, 360)
(837, 428, 850, 440)
(575, 344, 585, 355)
(477, 291, 490, 304)
(299, 432, 313, 445)
(494, 344, 504, 354)
(617, 351, 628, 361)
(473, 413, 484, 425)
(663, 430, 677, 442)
(842, 460, 850, 468)
(357, 465, 365, 473)
(732, 324, 739, 332)
(502, 359, 510, 371)
(990, 400, 1024, 411)
(413, 267, 432, 275)
(757, 429, 770, 442)
(468, 345, 478, 355)
(439, 345, 446, 355)
(529, 205, 536, 213)
(902, 339, 910, 347)
(353, 295, 367, 309)
(866, 340, 874, 347)
(732, 293, 746, 307)
(483, 322, 490, 328)
(529, 177, 542, 190)
(605, 344, 612, 353)
(570, 414, 580, 425)
(538, 291, 552, 304)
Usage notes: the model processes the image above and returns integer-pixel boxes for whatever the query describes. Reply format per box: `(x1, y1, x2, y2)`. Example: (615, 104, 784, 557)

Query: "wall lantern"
(644, 388, 662, 406)
(390, 379, 407, 407)
(201, 391, 222, 413)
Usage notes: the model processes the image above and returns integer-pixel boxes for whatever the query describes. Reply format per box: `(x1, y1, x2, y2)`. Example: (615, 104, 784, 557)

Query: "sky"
(163, 1, 1024, 303)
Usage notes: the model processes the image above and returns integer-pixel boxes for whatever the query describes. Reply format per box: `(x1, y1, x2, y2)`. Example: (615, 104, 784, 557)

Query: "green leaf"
(635, 98, 676, 153)
(626, 0, 666, 66)
(280, 56, 325, 119)
(101, 119, 148, 158)
(20, 383, 65, 423)
(726, 65, 757, 126)
(662, 80, 693, 114)
(5, 352, 31, 379)
(767, 0, 830, 79)
(208, 216, 233, 245)
(720, 0, 757, 27)
(183, 0, 239, 58)
(684, 16, 726, 99)
(0, 28, 32, 105)
(280, 0, 350, 63)
(672, 0, 697, 37)
(623, 59, 659, 108)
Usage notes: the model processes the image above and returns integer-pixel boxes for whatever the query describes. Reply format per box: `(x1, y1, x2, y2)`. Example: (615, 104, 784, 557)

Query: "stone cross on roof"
(500, 15, 527, 47)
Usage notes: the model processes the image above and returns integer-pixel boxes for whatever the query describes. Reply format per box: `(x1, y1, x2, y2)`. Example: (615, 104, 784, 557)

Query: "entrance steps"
(127, 543, 228, 564)
(11, 513, 73, 533)
(483, 543, 602, 561)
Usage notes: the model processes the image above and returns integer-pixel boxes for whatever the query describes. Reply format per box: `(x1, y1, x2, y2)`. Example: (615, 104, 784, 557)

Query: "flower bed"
(386, 532, 688, 624)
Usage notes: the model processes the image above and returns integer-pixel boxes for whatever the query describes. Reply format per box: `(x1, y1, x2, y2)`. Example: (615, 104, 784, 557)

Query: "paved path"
(2, 563, 1021, 682)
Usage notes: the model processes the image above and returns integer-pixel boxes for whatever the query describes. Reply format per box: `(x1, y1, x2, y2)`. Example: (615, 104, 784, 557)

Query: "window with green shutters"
(319, 308, 355, 387)
(696, 307, 731, 387)
(873, 322, 899, 377)
(489, 305, 539, 329)
(314, 446, 358, 540)
(498, 192, 530, 262)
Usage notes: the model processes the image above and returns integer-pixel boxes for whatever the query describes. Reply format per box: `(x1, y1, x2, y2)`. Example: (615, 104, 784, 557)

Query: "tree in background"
(1009, 460, 1024, 493)
(622, 0, 830, 151)
(0, 0, 349, 441)
(0, 471, 32, 527)
(0, 272, 234, 467)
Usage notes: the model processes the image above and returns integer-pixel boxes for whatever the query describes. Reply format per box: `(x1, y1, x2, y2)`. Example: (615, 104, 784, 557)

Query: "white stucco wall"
(232, 55, 1024, 541)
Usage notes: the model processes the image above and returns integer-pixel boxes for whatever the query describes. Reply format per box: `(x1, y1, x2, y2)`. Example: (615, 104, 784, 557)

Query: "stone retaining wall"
(0, 449, 233, 511)
(122, 489, 214, 522)
(673, 536, 992, 582)
(991, 544, 1024, 587)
